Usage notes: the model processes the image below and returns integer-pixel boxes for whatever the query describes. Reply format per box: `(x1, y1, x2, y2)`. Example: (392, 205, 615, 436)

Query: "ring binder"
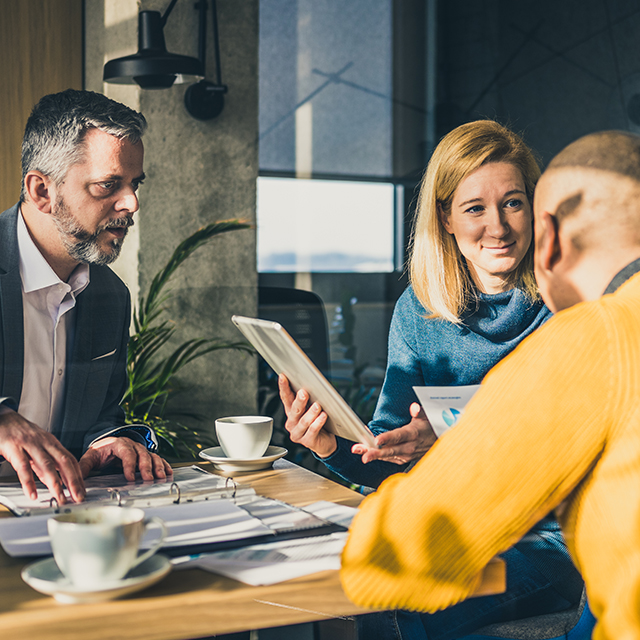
(0, 466, 348, 559)
(0, 466, 255, 517)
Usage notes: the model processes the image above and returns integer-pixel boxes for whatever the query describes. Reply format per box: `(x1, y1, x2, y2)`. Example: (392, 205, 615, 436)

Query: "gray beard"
(52, 197, 132, 266)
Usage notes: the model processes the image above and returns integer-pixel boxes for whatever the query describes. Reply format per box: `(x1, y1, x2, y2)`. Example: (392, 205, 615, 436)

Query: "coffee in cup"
(215, 415, 273, 459)
(47, 506, 167, 588)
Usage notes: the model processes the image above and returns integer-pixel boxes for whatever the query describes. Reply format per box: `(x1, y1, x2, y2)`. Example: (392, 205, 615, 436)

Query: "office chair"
(257, 286, 330, 377)
(256, 287, 331, 467)
(464, 588, 596, 640)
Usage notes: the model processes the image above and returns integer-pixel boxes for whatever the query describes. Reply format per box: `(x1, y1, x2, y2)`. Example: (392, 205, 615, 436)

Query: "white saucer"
(199, 445, 287, 473)
(21, 554, 171, 604)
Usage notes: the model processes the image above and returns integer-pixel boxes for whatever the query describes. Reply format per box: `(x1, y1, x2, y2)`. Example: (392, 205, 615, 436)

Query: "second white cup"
(47, 506, 167, 589)
(215, 415, 273, 459)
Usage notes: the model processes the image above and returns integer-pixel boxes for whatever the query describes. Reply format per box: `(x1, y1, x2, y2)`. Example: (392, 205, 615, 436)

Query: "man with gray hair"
(0, 89, 171, 505)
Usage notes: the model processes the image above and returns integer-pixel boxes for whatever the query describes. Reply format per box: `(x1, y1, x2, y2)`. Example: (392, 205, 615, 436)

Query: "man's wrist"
(0, 397, 17, 416)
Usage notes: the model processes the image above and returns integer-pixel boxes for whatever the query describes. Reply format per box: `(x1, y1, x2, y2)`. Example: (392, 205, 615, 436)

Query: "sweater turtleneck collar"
(461, 288, 548, 342)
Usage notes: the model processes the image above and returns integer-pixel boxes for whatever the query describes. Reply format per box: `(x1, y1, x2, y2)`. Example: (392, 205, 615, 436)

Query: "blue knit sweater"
(322, 285, 552, 488)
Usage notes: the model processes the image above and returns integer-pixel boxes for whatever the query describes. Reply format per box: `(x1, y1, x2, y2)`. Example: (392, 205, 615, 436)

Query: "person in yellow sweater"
(340, 129, 640, 640)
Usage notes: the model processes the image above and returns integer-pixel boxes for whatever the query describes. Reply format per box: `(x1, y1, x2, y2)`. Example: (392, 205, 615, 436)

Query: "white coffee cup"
(215, 415, 273, 459)
(47, 506, 167, 589)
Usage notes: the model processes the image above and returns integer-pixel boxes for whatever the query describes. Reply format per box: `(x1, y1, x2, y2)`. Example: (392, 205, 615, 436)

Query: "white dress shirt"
(16, 212, 90, 432)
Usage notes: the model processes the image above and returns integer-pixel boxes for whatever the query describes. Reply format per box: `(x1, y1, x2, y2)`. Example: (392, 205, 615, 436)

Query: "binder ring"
(108, 488, 122, 506)
(49, 497, 58, 509)
(225, 476, 237, 499)
(170, 482, 181, 504)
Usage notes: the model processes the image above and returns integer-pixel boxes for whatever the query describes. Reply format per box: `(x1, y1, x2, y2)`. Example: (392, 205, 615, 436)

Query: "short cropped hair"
(409, 120, 541, 323)
(20, 89, 147, 202)
(545, 130, 640, 249)
(548, 130, 640, 181)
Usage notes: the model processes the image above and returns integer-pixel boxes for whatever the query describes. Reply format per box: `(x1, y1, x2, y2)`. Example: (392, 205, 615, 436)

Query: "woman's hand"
(351, 403, 437, 465)
(278, 374, 338, 458)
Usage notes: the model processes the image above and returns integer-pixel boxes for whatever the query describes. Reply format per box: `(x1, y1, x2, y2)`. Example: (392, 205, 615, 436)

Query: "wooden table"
(0, 460, 505, 640)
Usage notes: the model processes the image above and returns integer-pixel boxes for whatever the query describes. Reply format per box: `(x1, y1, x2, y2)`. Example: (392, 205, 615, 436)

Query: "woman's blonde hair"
(409, 120, 541, 323)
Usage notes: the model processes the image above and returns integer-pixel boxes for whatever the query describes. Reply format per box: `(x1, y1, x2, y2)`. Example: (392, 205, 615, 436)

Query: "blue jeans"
(356, 521, 583, 640)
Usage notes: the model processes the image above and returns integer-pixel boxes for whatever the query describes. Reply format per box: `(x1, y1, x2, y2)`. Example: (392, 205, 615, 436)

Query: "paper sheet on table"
(172, 501, 359, 585)
(0, 498, 273, 557)
(302, 500, 358, 528)
(413, 385, 480, 437)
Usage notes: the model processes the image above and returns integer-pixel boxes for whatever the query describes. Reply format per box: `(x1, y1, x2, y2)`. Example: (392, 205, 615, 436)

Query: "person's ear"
(537, 211, 562, 272)
(438, 203, 453, 234)
(23, 171, 55, 214)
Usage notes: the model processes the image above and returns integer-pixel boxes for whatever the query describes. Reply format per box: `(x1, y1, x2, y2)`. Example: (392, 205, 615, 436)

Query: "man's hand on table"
(279, 374, 338, 458)
(0, 410, 85, 504)
(79, 436, 173, 482)
(351, 402, 437, 465)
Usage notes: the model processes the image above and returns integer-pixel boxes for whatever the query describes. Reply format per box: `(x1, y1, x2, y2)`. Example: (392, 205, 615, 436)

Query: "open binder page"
(0, 466, 246, 516)
(0, 499, 273, 558)
(0, 474, 346, 558)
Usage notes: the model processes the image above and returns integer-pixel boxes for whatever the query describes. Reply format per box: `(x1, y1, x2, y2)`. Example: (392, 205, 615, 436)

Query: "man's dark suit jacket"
(0, 204, 137, 459)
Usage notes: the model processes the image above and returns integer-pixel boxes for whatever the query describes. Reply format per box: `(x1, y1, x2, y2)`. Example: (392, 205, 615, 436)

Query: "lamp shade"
(103, 11, 204, 89)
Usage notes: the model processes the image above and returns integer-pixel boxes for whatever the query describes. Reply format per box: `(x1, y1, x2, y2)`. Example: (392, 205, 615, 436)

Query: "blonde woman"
(279, 121, 583, 638)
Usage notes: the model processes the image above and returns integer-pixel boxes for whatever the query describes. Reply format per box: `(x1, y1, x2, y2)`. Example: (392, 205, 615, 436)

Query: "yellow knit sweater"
(341, 272, 640, 640)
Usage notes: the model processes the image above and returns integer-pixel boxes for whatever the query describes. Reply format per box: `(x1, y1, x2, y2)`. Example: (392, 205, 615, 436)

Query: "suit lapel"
(58, 275, 95, 439)
(0, 205, 24, 404)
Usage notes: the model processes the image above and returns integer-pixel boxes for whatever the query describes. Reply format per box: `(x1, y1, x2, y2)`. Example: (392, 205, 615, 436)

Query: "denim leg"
(355, 521, 583, 640)
(419, 544, 577, 640)
(357, 610, 428, 640)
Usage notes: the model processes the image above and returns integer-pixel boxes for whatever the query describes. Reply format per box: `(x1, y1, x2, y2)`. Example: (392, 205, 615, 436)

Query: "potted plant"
(122, 220, 254, 460)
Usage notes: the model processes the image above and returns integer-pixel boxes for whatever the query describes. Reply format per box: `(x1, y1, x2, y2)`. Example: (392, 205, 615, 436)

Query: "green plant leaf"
(124, 219, 255, 459)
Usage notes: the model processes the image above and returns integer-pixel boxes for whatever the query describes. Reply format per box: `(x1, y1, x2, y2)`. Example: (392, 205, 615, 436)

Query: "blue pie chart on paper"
(442, 407, 461, 427)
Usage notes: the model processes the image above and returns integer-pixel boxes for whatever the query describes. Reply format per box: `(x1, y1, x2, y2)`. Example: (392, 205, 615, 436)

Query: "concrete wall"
(85, 0, 259, 438)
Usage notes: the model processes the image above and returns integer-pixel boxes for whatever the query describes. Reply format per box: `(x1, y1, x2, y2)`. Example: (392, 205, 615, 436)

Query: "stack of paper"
(172, 501, 359, 585)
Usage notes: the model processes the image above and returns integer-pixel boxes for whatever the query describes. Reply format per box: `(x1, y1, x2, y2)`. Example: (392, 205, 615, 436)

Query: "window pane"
(257, 177, 396, 273)
(259, 0, 393, 177)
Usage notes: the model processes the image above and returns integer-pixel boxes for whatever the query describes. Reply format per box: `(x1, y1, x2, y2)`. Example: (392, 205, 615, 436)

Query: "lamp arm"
(211, 0, 223, 85)
(197, 0, 208, 73)
(161, 0, 181, 26)
(182, 0, 227, 119)
(192, 0, 223, 85)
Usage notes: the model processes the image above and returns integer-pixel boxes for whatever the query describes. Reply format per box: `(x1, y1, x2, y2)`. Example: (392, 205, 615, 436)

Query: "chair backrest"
(464, 588, 595, 640)
(257, 286, 330, 377)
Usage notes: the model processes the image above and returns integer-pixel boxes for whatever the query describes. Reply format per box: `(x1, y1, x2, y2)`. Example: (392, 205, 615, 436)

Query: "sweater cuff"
(315, 436, 410, 489)
(312, 437, 375, 488)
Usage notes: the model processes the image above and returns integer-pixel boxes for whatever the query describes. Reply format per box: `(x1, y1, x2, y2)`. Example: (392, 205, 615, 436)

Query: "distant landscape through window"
(257, 176, 398, 273)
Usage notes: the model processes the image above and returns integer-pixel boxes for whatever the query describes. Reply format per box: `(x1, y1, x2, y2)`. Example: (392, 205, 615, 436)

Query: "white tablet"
(231, 315, 376, 447)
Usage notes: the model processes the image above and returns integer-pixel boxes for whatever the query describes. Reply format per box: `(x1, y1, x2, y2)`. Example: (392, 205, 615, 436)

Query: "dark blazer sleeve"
(57, 266, 155, 458)
(78, 285, 131, 452)
(0, 205, 24, 406)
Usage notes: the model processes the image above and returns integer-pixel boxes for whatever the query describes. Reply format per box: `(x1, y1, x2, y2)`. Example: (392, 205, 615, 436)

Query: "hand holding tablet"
(231, 316, 376, 448)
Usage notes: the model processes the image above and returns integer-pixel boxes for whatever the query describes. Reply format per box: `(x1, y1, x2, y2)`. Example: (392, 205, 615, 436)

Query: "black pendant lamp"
(103, 0, 227, 119)
(103, 6, 203, 89)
